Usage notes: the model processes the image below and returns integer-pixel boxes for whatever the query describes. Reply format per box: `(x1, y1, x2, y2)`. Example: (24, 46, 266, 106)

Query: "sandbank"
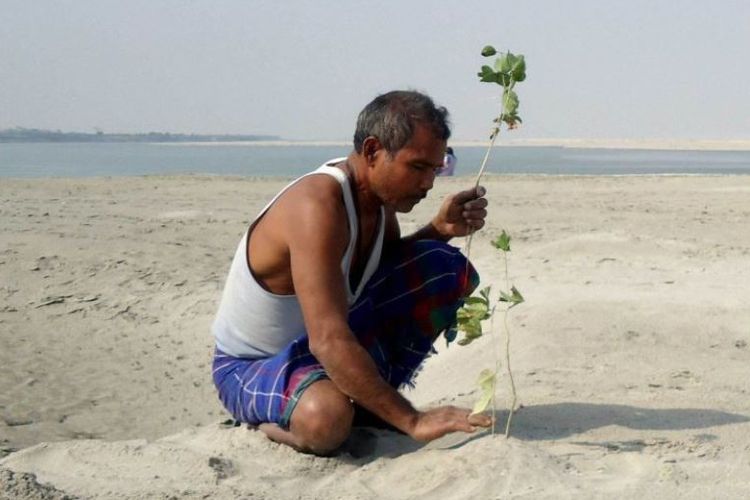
(1, 174, 749, 498)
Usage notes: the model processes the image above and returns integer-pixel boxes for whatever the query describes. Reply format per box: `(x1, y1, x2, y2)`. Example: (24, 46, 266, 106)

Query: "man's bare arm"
(287, 180, 485, 440)
(286, 182, 420, 431)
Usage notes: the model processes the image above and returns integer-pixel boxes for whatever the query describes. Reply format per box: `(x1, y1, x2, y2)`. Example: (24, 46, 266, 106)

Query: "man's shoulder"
(286, 172, 343, 206)
(270, 173, 347, 227)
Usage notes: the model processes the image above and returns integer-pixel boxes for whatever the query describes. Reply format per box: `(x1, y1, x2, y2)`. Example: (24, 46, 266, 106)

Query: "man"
(212, 90, 491, 455)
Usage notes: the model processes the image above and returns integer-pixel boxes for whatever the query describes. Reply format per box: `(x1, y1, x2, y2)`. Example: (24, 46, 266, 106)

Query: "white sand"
(1, 174, 749, 499)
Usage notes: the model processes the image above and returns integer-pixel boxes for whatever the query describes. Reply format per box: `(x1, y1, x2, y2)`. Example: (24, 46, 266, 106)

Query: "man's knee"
(289, 380, 354, 455)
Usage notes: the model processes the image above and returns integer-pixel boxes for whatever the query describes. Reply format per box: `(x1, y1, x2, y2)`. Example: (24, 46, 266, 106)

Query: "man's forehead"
(395, 146, 445, 164)
(401, 124, 446, 152)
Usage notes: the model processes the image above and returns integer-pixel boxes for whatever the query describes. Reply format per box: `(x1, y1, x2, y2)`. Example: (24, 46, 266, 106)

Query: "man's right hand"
(407, 406, 492, 442)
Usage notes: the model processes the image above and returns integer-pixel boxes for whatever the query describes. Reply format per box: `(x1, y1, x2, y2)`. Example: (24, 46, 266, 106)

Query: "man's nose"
(421, 169, 436, 191)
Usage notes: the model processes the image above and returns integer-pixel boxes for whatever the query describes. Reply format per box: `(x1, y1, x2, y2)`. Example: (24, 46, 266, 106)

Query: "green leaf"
(499, 286, 525, 308)
(457, 286, 491, 336)
(503, 89, 519, 115)
(457, 301, 489, 318)
(510, 54, 526, 81)
(456, 287, 490, 345)
(458, 320, 482, 346)
(505, 52, 518, 68)
(463, 296, 488, 306)
(495, 53, 512, 74)
(477, 65, 496, 83)
(492, 231, 511, 252)
(459, 316, 483, 335)
(510, 286, 525, 305)
(481, 45, 497, 57)
(477, 368, 496, 392)
(471, 368, 497, 415)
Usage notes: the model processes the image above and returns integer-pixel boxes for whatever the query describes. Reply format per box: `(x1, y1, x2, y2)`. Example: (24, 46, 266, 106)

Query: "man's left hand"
(431, 186, 488, 239)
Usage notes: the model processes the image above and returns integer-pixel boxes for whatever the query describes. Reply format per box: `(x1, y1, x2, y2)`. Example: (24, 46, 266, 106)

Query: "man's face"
(371, 125, 446, 212)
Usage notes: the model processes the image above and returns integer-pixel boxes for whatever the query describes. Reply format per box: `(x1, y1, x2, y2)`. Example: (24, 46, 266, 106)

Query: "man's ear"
(362, 136, 382, 165)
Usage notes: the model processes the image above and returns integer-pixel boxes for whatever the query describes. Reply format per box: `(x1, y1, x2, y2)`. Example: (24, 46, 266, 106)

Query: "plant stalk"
(463, 64, 521, 438)
(488, 304, 498, 436)
(502, 250, 518, 438)
(503, 308, 517, 438)
(465, 79, 515, 261)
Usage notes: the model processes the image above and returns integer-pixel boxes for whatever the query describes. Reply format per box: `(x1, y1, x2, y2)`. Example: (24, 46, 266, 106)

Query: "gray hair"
(353, 90, 451, 156)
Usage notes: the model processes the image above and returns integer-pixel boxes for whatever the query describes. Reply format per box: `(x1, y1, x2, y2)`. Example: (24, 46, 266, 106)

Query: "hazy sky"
(2, 0, 748, 141)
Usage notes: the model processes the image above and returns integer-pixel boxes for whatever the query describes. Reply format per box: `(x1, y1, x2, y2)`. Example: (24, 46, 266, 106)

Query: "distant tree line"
(0, 127, 280, 143)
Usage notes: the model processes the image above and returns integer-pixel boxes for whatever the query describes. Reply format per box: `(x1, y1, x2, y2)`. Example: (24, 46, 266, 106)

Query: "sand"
(1, 173, 749, 499)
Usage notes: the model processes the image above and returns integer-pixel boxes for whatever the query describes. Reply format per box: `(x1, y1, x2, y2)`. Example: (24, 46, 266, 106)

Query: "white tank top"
(212, 159, 385, 358)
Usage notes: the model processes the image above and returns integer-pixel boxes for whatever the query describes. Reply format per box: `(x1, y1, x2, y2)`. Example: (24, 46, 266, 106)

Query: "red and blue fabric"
(211, 239, 479, 429)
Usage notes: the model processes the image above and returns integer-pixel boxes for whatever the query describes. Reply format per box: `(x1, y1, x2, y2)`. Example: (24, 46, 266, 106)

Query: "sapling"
(450, 45, 526, 438)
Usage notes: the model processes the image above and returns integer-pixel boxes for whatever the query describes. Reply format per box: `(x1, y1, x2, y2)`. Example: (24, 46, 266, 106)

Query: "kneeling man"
(211, 90, 491, 455)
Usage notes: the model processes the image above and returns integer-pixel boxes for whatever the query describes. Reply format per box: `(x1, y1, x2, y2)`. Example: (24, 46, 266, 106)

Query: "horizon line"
(155, 137, 750, 152)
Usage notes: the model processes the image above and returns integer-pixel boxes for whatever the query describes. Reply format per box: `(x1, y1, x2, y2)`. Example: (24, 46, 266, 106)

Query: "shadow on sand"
(345, 402, 749, 458)
(509, 402, 749, 440)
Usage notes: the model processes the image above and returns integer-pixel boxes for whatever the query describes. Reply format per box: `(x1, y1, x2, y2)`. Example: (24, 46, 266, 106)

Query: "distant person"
(438, 146, 457, 176)
(211, 90, 490, 456)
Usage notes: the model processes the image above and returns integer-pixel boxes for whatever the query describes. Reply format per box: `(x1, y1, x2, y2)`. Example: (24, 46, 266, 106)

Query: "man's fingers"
(455, 415, 489, 434)
(412, 407, 494, 440)
(452, 408, 491, 432)
(459, 206, 486, 230)
(452, 416, 478, 434)
(467, 412, 492, 427)
(457, 189, 487, 227)
(460, 424, 478, 434)
(462, 208, 487, 220)
(462, 197, 488, 211)
(453, 185, 487, 205)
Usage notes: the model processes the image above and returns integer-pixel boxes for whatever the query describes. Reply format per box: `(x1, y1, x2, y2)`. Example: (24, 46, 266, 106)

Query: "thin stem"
(464, 130, 500, 262)
(502, 250, 517, 438)
(473, 80, 514, 190)
(503, 307, 517, 438)
(487, 304, 498, 437)
(464, 79, 514, 261)
(463, 67, 521, 439)
(472, 127, 501, 190)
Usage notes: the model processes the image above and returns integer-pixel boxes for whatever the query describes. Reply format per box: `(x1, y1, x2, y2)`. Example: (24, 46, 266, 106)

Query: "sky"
(1, 0, 749, 141)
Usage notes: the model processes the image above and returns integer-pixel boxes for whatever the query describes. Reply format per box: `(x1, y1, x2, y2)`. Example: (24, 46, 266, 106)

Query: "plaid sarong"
(211, 239, 479, 429)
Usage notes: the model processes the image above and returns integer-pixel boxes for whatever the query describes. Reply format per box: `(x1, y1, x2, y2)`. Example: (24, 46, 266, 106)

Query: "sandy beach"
(1, 173, 749, 499)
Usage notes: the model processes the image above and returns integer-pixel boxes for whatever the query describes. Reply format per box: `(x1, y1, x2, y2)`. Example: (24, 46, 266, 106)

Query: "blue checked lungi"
(211, 239, 479, 429)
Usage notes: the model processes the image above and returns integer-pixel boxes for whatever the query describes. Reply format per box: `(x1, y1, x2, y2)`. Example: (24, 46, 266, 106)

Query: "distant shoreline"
(153, 138, 750, 151)
(0, 128, 279, 144)
(3, 129, 748, 151)
(494, 138, 750, 152)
